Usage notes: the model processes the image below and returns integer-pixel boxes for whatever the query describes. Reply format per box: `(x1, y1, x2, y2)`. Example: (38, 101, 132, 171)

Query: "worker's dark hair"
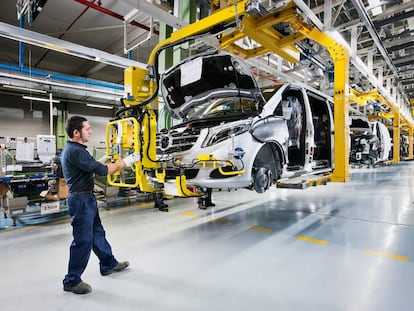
(65, 115, 88, 138)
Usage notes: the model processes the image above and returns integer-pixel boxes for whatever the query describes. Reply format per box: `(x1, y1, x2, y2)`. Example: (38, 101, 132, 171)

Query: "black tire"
(251, 144, 281, 193)
(252, 166, 272, 193)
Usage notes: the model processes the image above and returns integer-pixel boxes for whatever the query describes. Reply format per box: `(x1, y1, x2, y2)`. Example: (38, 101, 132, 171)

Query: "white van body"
(371, 121, 392, 162)
(157, 51, 334, 193)
(349, 116, 377, 165)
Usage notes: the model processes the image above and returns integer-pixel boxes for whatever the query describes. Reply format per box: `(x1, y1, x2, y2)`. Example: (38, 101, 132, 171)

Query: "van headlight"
(202, 120, 252, 147)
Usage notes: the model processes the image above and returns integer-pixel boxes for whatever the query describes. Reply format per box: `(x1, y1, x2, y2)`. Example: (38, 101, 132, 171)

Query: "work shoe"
(205, 200, 215, 207)
(63, 281, 92, 295)
(158, 206, 169, 212)
(101, 261, 130, 276)
(154, 202, 169, 212)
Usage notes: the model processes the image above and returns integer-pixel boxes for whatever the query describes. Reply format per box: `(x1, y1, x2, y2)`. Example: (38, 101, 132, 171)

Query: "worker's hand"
(97, 154, 111, 164)
(122, 152, 141, 167)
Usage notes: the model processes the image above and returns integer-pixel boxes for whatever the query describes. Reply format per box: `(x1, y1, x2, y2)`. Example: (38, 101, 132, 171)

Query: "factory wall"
(0, 94, 50, 140)
(0, 93, 114, 156)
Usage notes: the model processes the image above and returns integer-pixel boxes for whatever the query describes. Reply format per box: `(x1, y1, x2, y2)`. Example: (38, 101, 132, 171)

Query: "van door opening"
(308, 91, 332, 169)
(283, 90, 306, 170)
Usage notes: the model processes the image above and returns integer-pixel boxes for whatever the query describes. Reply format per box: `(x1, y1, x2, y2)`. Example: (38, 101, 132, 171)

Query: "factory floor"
(2, 162, 414, 311)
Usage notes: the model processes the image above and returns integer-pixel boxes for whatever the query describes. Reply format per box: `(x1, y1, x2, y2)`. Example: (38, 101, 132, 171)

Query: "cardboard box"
(40, 178, 68, 201)
(57, 178, 69, 199)
(40, 189, 59, 201)
(0, 183, 9, 198)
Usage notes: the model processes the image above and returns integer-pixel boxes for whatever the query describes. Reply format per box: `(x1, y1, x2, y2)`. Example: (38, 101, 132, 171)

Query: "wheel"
(251, 144, 281, 193)
(252, 166, 272, 193)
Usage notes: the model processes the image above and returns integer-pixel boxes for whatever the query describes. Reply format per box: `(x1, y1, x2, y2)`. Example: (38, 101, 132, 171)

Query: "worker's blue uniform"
(62, 141, 119, 288)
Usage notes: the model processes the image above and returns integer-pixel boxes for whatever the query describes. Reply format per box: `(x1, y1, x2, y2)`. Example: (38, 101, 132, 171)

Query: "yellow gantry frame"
(350, 88, 414, 162)
(147, 0, 350, 182)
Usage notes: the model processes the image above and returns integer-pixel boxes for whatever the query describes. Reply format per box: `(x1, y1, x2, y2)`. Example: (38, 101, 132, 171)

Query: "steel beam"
(374, 9, 414, 28)
(350, 0, 399, 82)
(387, 41, 414, 53)
(0, 22, 146, 69)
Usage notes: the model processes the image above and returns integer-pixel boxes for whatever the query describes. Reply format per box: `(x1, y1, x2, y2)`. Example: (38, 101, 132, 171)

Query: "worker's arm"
(107, 161, 126, 175)
(105, 152, 140, 175)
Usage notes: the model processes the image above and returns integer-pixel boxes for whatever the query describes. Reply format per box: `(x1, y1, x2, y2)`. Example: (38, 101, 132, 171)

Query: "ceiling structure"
(307, 0, 414, 116)
(0, 0, 413, 112)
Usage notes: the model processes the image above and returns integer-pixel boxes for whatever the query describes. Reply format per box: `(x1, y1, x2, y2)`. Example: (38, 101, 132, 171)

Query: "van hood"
(160, 50, 263, 119)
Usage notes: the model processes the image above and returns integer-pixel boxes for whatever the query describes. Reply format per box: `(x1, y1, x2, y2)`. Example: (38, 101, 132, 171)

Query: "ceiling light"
(3, 84, 47, 93)
(22, 95, 60, 103)
(368, 0, 383, 16)
(371, 6, 383, 16)
(86, 103, 113, 109)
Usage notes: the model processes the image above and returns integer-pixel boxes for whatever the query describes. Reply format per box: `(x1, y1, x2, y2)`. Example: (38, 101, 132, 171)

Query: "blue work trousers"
(63, 193, 118, 287)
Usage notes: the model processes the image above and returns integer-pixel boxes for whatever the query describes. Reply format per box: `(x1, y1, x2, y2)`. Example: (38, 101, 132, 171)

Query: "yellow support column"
(393, 114, 400, 164)
(331, 55, 350, 182)
(298, 25, 350, 182)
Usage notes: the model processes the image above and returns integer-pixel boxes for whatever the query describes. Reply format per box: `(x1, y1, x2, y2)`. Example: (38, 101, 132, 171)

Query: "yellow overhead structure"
(349, 89, 367, 107)
(350, 88, 414, 162)
(147, 0, 350, 182)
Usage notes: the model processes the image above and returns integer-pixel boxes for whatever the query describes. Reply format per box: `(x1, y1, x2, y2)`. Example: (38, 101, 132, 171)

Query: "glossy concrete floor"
(2, 162, 414, 311)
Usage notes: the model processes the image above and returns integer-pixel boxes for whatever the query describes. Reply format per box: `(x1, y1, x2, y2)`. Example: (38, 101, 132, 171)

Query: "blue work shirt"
(61, 141, 108, 193)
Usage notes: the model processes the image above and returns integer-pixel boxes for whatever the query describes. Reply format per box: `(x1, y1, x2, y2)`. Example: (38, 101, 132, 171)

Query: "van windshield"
(184, 97, 260, 120)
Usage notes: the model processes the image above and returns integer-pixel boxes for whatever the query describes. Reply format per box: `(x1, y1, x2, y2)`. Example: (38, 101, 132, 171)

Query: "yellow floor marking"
(296, 235, 329, 245)
(249, 225, 272, 233)
(0, 226, 36, 235)
(212, 218, 229, 224)
(363, 249, 409, 262)
(181, 211, 199, 217)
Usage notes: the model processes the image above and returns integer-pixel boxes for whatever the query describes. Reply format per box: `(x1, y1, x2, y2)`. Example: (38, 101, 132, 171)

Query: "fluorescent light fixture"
(22, 96, 60, 103)
(371, 6, 383, 16)
(86, 103, 113, 109)
(3, 84, 47, 93)
(368, 0, 383, 16)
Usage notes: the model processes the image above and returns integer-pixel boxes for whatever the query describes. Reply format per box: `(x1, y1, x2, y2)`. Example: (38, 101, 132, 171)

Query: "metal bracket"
(123, 9, 154, 54)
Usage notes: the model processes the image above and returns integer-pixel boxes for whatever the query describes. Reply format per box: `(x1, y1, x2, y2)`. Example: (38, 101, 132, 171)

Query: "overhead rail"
(0, 63, 124, 102)
(0, 63, 124, 91)
(0, 22, 146, 70)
